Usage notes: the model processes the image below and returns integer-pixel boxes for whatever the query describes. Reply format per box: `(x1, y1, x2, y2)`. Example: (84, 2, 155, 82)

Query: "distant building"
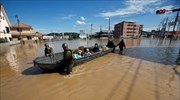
(79, 33, 87, 39)
(79, 30, 87, 39)
(96, 30, 113, 39)
(35, 32, 43, 39)
(42, 35, 53, 40)
(0, 4, 12, 41)
(11, 23, 35, 40)
(165, 31, 180, 37)
(114, 21, 142, 38)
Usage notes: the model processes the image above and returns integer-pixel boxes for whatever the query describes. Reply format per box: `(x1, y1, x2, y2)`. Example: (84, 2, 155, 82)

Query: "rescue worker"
(61, 43, 74, 74)
(44, 43, 53, 56)
(106, 39, 116, 52)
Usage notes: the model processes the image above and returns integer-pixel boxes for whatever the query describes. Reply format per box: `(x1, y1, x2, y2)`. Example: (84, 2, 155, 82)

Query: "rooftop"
(12, 23, 33, 29)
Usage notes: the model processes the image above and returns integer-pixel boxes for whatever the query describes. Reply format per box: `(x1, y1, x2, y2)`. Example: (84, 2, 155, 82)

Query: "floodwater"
(0, 37, 179, 100)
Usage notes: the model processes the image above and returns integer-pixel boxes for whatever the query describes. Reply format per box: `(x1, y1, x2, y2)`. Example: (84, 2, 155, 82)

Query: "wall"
(123, 23, 140, 37)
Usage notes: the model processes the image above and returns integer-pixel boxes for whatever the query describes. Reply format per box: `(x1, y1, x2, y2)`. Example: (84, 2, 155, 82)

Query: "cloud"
(105, 17, 110, 20)
(61, 14, 76, 19)
(76, 20, 86, 25)
(80, 16, 86, 21)
(76, 16, 87, 25)
(99, 0, 161, 17)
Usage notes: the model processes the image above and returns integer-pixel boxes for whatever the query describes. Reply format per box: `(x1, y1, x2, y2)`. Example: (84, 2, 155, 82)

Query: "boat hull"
(33, 48, 113, 71)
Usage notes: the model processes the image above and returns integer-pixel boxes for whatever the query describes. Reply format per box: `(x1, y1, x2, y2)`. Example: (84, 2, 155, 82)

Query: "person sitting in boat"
(89, 49, 94, 54)
(83, 48, 91, 56)
(61, 43, 74, 74)
(92, 43, 100, 53)
(44, 43, 53, 56)
(106, 39, 116, 52)
(74, 50, 82, 59)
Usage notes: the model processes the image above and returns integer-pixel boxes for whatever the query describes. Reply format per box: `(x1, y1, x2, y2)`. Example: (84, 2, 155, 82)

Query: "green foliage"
(0, 38, 8, 43)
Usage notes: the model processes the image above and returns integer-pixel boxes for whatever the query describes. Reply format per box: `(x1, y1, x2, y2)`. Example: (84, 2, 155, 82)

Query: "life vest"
(63, 49, 75, 61)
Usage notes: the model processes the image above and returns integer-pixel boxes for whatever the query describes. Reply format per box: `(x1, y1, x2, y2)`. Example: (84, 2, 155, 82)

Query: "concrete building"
(114, 21, 142, 38)
(96, 30, 113, 39)
(0, 4, 12, 41)
(79, 33, 87, 39)
(11, 23, 35, 40)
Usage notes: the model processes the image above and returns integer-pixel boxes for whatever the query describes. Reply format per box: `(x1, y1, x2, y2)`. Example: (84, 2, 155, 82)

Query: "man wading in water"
(61, 43, 74, 75)
(117, 39, 126, 54)
(44, 44, 53, 56)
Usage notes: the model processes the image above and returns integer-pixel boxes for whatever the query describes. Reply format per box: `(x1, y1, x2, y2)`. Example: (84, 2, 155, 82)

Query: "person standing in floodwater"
(117, 39, 126, 53)
(61, 43, 74, 75)
(106, 39, 116, 52)
(44, 43, 53, 56)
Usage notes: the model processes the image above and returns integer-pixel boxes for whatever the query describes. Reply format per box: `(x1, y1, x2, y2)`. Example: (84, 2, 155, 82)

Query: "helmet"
(44, 43, 49, 47)
(62, 43, 68, 48)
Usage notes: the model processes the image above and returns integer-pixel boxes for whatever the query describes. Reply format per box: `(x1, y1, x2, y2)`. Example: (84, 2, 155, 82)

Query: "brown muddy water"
(0, 37, 180, 100)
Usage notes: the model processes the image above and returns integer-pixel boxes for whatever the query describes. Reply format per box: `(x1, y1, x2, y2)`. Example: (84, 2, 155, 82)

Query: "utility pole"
(108, 17, 110, 39)
(91, 24, 93, 39)
(15, 15, 22, 44)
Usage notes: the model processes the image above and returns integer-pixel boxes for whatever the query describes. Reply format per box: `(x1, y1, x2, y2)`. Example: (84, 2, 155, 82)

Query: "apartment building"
(114, 21, 143, 38)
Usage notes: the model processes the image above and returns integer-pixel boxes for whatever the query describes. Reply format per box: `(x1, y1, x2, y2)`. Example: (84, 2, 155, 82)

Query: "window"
(6, 27, 10, 33)
(127, 28, 134, 30)
(17, 28, 22, 32)
(5, 37, 7, 40)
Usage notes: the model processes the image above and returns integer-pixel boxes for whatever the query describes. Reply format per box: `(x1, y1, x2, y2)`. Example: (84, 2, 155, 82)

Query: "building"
(42, 35, 53, 40)
(0, 4, 12, 41)
(34, 32, 43, 39)
(79, 30, 87, 39)
(96, 30, 113, 39)
(79, 33, 87, 39)
(114, 21, 142, 38)
(165, 31, 180, 37)
(11, 23, 35, 40)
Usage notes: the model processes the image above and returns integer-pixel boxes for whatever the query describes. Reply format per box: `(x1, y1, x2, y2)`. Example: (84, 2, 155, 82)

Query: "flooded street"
(0, 37, 180, 100)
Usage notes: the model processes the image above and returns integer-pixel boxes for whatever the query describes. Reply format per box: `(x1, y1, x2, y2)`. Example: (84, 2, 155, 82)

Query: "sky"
(1, 0, 179, 34)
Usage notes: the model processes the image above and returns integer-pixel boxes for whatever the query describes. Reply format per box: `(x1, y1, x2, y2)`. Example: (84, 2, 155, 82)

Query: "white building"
(42, 35, 53, 40)
(0, 4, 12, 41)
(79, 30, 87, 39)
(79, 33, 87, 39)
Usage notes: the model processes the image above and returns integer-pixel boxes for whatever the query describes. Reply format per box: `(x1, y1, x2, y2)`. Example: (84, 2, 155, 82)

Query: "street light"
(91, 24, 93, 39)
(15, 15, 22, 44)
(108, 17, 111, 39)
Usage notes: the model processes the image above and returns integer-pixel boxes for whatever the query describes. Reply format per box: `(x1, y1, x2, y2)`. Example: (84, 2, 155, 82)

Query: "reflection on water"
(0, 37, 180, 100)
(6, 46, 20, 72)
(124, 47, 179, 65)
